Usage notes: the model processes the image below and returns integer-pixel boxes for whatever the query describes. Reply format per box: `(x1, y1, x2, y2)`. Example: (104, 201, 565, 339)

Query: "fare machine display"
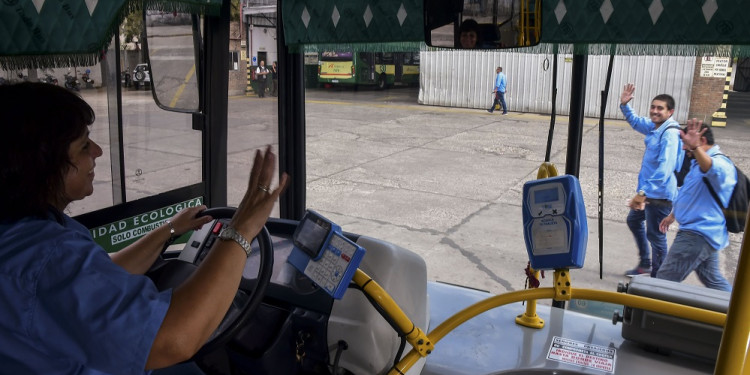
(288, 210, 366, 299)
(522, 175, 587, 270)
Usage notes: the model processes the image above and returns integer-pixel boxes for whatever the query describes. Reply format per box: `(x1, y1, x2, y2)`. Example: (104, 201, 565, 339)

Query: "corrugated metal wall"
(419, 50, 696, 123)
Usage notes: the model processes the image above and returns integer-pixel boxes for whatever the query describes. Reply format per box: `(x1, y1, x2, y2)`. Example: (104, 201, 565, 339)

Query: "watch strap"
(219, 226, 252, 257)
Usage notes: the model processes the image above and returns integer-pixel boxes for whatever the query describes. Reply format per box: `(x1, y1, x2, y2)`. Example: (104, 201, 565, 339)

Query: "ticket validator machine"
(522, 175, 588, 270)
(288, 210, 366, 299)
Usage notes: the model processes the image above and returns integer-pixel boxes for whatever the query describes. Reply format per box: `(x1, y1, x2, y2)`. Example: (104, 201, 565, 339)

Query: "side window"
(229, 51, 240, 70)
(381, 53, 394, 64)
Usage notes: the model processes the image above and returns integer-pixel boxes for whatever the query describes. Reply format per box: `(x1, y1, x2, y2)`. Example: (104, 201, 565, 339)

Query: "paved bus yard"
(75, 87, 749, 298)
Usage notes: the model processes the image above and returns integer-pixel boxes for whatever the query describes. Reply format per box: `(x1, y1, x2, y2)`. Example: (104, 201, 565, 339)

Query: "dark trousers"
(257, 79, 266, 97)
(271, 78, 278, 96)
(488, 91, 507, 113)
(626, 199, 672, 276)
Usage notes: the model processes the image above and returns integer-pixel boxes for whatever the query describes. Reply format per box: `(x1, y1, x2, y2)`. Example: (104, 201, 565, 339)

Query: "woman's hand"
(230, 146, 289, 239)
(169, 205, 213, 236)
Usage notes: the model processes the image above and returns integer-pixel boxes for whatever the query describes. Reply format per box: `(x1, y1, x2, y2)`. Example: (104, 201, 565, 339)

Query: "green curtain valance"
(0, 0, 221, 70)
(284, 0, 750, 57)
(282, 0, 423, 47)
(540, 0, 750, 57)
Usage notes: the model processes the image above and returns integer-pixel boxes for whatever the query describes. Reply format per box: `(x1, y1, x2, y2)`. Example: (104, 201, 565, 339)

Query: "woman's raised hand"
(230, 146, 289, 239)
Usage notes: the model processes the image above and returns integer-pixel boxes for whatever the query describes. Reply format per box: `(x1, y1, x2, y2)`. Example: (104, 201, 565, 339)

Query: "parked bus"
(1, 1, 749, 374)
(318, 48, 420, 89)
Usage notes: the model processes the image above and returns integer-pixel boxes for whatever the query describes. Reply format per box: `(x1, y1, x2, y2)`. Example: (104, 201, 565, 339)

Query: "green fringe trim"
(292, 42, 750, 58)
(0, 53, 102, 71)
(291, 42, 425, 54)
(524, 43, 750, 57)
(0, 0, 220, 71)
(419, 43, 750, 58)
(143, 0, 221, 17)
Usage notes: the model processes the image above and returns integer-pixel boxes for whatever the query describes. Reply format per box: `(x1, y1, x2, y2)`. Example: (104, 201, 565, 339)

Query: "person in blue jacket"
(0, 82, 288, 374)
(487, 66, 508, 115)
(657, 119, 735, 291)
(619, 83, 682, 277)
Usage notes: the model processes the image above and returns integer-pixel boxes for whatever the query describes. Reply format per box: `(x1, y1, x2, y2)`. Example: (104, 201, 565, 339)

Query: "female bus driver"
(0, 82, 288, 374)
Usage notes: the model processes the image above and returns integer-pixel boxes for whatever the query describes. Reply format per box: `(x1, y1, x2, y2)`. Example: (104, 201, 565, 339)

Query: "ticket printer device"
(522, 175, 587, 270)
(288, 210, 366, 299)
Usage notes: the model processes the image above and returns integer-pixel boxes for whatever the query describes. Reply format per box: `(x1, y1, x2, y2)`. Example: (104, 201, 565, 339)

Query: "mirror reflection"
(144, 11, 200, 112)
(425, 0, 541, 49)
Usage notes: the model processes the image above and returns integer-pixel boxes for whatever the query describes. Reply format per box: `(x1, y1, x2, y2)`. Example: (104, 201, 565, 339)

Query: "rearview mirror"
(425, 0, 541, 49)
(143, 11, 201, 112)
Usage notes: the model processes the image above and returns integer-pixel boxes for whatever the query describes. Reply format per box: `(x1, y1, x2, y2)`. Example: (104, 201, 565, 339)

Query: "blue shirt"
(494, 72, 506, 93)
(673, 145, 737, 250)
(620, 103, 682, 201)
(0, 214, 172, 375)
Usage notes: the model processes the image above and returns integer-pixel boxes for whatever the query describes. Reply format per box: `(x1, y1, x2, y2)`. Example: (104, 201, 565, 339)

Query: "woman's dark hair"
(460, 19, 480, 35)
(0, 82, 95, 222)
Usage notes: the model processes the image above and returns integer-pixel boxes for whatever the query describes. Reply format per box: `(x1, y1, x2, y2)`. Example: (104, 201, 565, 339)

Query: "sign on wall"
(700, 57, 731, 78)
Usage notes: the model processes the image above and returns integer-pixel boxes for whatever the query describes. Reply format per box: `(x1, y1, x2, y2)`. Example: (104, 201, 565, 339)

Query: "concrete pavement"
(71, 86, 750, 297)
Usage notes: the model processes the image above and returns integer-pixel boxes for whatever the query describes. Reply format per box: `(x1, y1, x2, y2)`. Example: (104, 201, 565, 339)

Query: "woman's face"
(63, 131, 103, 205)
(460, 31, 477, 49)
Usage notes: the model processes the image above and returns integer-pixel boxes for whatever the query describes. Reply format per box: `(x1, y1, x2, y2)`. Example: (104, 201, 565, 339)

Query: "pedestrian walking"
(270, 61, 278, 97)
(656, 119, 735, 291)
(620, 83, 683, 277)
(255, 60, 269, 98)
(487, 66, 507, 114)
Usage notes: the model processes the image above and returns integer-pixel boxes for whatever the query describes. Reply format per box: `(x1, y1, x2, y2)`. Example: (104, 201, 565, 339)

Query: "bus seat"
(478, 23, 501, 48)
(327, 235, 429, 374)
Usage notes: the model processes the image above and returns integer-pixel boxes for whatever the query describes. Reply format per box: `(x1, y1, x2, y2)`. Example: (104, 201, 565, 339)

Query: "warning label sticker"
(547, 336, 616, 373)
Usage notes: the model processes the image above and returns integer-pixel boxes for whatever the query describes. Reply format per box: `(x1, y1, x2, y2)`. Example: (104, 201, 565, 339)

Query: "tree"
(121, 10, 143, 50)
(231, 0, 241, 22)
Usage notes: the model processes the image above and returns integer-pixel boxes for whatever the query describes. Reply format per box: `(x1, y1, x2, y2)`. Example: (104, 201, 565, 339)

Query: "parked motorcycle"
(81, 69, 94, 89)
(40, 72, 58, 85)
(63, 72, 80, 91)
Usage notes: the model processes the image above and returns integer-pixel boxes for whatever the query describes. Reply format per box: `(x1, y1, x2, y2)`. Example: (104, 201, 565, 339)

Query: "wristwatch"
(218, 226, 253, 257)
(638, 190, 646, 197)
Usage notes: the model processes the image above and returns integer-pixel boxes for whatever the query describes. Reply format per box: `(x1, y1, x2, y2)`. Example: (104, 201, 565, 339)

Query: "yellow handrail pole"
(714, 213, 750, 374)
(390, 288, 555, 375)
(514, 161, 559, 329)
(515, 268, 545, 328)
(352, 269, 434, 358)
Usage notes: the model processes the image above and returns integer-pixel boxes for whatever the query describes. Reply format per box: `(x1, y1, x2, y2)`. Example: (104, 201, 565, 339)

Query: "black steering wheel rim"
(149, 207, 274, 358)
(195, 207, 274, 357)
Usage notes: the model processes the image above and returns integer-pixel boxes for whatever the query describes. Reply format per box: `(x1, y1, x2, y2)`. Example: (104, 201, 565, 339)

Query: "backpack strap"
(658, 124, 681, 142)
(702, 152, 730, 209)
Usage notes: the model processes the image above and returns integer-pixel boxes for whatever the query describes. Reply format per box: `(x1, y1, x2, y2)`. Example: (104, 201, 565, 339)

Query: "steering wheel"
(147, 207, 274, 358)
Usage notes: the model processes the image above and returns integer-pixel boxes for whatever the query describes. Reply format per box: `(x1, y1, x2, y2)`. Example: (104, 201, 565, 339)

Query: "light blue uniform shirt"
(620, 103, 682, 201)
(0, 213, 172, 375)
(494, 72, 506, 93)
(673, 145, 737, 250)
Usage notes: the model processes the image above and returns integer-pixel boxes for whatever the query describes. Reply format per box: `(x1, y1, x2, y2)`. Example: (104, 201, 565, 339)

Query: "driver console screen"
(293, 215, 331, 258)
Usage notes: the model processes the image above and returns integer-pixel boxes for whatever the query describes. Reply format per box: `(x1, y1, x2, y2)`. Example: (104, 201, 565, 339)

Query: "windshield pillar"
(565, 54, 588, 178)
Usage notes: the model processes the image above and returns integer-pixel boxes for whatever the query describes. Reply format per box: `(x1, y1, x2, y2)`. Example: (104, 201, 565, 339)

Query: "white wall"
(419, 50, 696, 123)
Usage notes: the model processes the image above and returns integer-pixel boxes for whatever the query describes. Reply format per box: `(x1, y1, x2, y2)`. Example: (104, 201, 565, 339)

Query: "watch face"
(220, 227, 235, 239)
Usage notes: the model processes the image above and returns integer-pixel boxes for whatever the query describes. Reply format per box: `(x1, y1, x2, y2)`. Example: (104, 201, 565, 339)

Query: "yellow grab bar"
(352, 269, 434, 358)
(388, 286, 726, 374)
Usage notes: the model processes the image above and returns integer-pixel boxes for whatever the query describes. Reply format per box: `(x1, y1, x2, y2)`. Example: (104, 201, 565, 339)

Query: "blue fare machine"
(522, 175, 588, 270)
(288, 210, 366, 299)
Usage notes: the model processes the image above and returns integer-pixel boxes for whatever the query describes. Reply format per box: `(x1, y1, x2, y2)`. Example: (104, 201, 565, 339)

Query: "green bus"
(318, 49, 420, 89)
